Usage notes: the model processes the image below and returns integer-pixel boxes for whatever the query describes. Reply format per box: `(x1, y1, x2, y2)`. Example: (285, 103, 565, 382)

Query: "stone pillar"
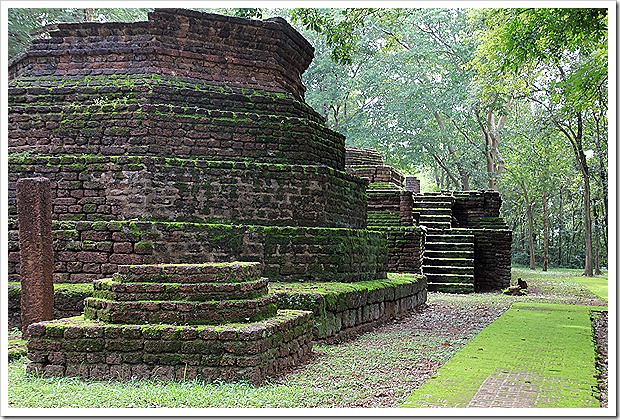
(399, 191, 414, 226)
(17, 177, 54, 337)
(405, 176, 420, 194)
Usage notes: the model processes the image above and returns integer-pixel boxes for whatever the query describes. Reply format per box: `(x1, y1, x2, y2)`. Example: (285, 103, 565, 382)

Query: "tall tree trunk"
(520, 181, 536, 270)
(83, 8, 94, 21)
(554, 111, 593, 276)
(542, 192, 549, 271)
(593, 205, 601, 275)
(582, 159, 594, 277)
(475, 97, 512, 191)
(557, 187, 563, 266)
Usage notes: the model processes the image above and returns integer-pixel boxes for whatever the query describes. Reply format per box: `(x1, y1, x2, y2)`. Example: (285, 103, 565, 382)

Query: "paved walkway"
(467, 371, 540, 408)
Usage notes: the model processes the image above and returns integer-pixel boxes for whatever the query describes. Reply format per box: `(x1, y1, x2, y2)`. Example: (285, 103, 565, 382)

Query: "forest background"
(6, 6, 611, 276)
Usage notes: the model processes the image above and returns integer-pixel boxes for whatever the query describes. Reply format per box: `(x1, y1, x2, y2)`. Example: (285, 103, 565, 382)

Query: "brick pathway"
(467, 371, 541, 408)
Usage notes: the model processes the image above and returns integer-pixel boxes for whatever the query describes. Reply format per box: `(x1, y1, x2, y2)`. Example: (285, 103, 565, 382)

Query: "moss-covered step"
(25, 310, 313, 384)
(424, 242, 473, 251)
(425, 233, 474, 243)
(367, 210, 401, 228)
(93, 277, 269, 302)
(112, 262, 263, 284)
(423, 258, 474, 267)
(427, 282, 474, 294)
(423, 266, 474, 276)
(424, 250, 474, 260)
(84, 262, 278, 325)
(84, 294, 278, 325)
(270, 273, 427, 341)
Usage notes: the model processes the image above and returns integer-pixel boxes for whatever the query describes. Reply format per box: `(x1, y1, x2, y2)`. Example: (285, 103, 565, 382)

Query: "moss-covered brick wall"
(25, 310, 314, 384)
(346, 166, 405, 189)
(8, 155, 367, 228)
(9, 9, 313, 101)
(383, 227, 425, 274)
(8, 77, 345, 170)
(367, 190, 415, 226)
(455, 228, 512, 292)
(452, 191, 503, 227)
(271, 274, 427, 341)
(345, 147, 406, 188)
(8, 220, 388, 284)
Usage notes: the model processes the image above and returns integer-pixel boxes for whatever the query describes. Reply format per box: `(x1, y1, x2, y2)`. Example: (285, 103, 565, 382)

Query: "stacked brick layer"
(9, 76, 346, 170)
(347, 166, 405, 189)
(26, 310, 313, 384)
(84, 263, 277, 325)
(8, 154, 366, 228)
(8, 10, 392, 289)
(11, 275, 427, 342)
(344, 146, 384, 167)
(10, 9, 313, 100)
(8, 220, 387, 284)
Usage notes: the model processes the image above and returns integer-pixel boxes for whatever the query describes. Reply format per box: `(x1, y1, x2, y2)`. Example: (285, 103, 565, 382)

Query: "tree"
(472, 8, 608, 276)
(293, 8, 496, 190)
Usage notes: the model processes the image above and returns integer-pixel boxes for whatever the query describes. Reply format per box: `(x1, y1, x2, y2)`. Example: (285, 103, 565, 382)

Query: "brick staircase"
(423, 230, 475, 293)
(413, 193, 454, 230)
(413, 193, 476, 293)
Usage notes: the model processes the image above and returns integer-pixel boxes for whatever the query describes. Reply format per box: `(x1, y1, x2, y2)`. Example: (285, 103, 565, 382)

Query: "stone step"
(426, 234, 475, 243)
(419, 214, 452, 223)
(412, 201, 453, 209)
(419, 222, 452, 230)
(83, 294, 278, 325)
(423, 257, 474, 267)
(411, 207, 452, 216)
(425, 273, 474, 284)
(424, 250, 475, 259)
(424, 242, 474, 251)
(417, 194, 454, 201)
(93, 277, 270, 302)
(423, 265, 474, 276)
(112, 262, 263, 284)
(427, 282, 475, 293)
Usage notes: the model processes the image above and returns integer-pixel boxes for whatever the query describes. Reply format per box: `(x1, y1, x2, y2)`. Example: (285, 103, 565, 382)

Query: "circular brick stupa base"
(26, 262, 314, 384)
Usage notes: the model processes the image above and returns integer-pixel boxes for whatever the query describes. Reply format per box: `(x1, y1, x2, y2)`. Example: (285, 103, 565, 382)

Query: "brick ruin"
(8, 9, 427, 382)
(345, 146, 512, 293)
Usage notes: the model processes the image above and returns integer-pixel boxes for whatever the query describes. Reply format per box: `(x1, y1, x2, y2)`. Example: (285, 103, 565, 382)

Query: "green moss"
(133, 241, 153, 254)
(403, 303, 605, 408)
(8, 339, 27, 361)
(44, 324, 67, 337)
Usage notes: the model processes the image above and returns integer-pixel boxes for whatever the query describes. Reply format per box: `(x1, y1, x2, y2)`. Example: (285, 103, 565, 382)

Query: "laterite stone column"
(17, 177, 54, 337)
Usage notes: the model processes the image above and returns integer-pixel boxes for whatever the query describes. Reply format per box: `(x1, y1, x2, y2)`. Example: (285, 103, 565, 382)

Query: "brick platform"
(26, 310, 313, 385)
(26, 262, 314, 384)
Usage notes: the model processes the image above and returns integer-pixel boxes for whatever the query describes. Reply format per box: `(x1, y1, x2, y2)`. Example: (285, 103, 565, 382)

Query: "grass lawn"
(403, 301, 606, 408)
(512, 266, 608, 301)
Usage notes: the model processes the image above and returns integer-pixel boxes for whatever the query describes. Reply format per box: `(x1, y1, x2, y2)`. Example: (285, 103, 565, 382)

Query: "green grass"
(402, 302, 604, 408)
(512, 266, 608, 301)
(7, 333, 441, 408)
